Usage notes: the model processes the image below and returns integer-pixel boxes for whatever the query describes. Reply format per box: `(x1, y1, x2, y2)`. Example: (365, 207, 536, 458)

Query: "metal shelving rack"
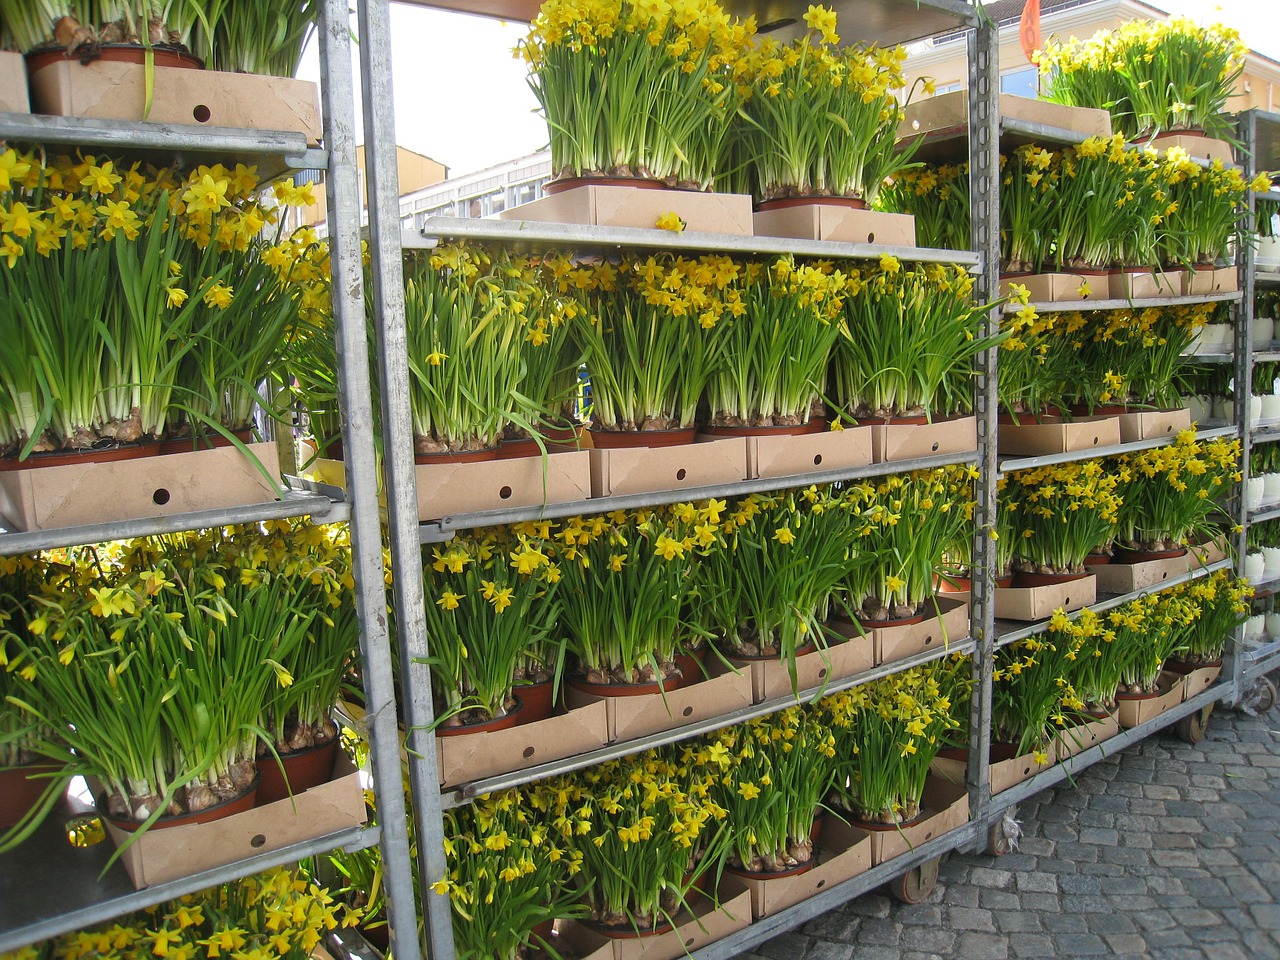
(350, 1, 1269, 958)
(0, 1, 426, 957)
(1228, 109, 1280, 695)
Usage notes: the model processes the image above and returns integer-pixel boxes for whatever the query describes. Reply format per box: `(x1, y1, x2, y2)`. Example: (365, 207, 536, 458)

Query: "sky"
(296, 0, 1280, 179)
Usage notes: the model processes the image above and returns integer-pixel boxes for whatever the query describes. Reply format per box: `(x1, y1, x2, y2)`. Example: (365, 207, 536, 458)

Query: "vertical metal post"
(317, 4, 424, 960)
(1229, 109, 1258, 706)
(352, 3, 457, 959)
(966, 15, 1000, 840)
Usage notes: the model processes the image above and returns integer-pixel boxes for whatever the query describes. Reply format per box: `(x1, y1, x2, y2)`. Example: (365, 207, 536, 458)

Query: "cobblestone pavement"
(748, 697, 1280, 960)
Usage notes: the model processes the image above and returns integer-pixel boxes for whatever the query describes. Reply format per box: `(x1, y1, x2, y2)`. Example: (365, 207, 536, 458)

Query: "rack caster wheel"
(1176, 703, 1214, 744)
(1253, 677, 1278, 713)
(889, 856, 940, 904)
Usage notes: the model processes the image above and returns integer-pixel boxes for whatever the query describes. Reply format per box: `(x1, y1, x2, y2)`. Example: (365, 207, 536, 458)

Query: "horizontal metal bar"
(441, 639, 977, 807)
(421, 449, 980, 542)
(689, 822, 982, 960)
(1251, 423, 1280, 444)
(1252, 352, 1280, 363)
(0, 113, 320, 168)
(981, 682, 1228, 820)
(1243, 637, 1280, 666)
(0, 494, 345, 556)
(1257, 189, 1280, 203)
(1247, 573, 1280, 598)
(998, 425, 1238, 475)
(1010, 291, 1242, 314)
(0, 824, 380, 953)
(1182, 351, 1232, 363)
(1243, 649, 1280, 683)
(995, 559, 1234, 648)
(407, 220, 982, 267)
(1000, 116, 1092, 147)
(1248, 501, 1280, 524)
(1256, 273, 1280, 287)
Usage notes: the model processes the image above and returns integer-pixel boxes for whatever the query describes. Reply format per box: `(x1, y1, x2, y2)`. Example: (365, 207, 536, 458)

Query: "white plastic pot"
(1265, 473, 1280, 500)
(1267, 612, 1280, 639)
(1263, 395, 1280, 422)
(1255, 317, 1275, 347)
(1245, 552, 1266, 579)
(1251, 395, 1264, 426)
(1247, 476, 1266, 508)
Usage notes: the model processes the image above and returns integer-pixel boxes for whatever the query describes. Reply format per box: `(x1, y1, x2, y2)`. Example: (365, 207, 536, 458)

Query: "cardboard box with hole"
(1116, 672, 1183, 728)
(1173, 662, 1223, 703)
(737, 818, 872, 920)
(497, 185, 754, 236)
(0, 52, 29, 112)
(564, 667, 753, 743)
(317, 450, 591, 522)
(736, 634, 876, 704)
(743, 426, 873, 481)
(435, 700, 608, 787)
(1108, 268, 1182, 300)
(752, 205, 915, 246)
(27, 60, 322, 143)
(103, 751, 366, 888)
(1115, 407, 1191, 443)
(865, 415, 976, 464)
(1091, 552, 1196, 594)
(1052, 712, 1120, 762)
(999, 273, 1101, 303)
(997, 415, 1121, 457)
(588, 438, 746, 498)
(864, 775, 969, 865)
(1182, 266, 1239, 296)
(872, 596, 970, 667)
(930, 746, 1053, 797)
(556, 877, 752, 960)
(994, 575, 1096, 621)
(0, 443, 281, 532)
(898, 92, 1112, 149)
(1187, 535, 1229, 567)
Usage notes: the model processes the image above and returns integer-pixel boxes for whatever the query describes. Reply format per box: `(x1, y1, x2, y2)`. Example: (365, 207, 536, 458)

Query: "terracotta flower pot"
(855, 608, 928, 630)
(256, 736, 339, 807)
(1084, 553, 1112, 567)
(26, 42, 203, 73)
(105, 774, 260, 832)
(756, 196, 866, 212)
(1111, 545, 1189, 565)
(514, 679, 556, 725)
(1163, 657, 1222, 676)
(588, 427, 697, 448)
(543, 176, 666, 195)
(0, 762, 61, 831)
(725, 859, 815, 880)
(436, 697, 524, 736)
(579, 913, 678, 938)
(0, 440, 162, 472)
(849, 807, 929, 832)
(159, 426, 254, 456)
(567, 658, 701, 698)
(699, 419, 826, 438)
(1013, 570, 1089, 588)
(414, 445, 501, 465)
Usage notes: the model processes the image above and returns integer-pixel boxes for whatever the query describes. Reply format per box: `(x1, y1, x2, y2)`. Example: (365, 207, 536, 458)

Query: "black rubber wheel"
(889, 856, 940, 904)
(1176, 703, 1214, 744)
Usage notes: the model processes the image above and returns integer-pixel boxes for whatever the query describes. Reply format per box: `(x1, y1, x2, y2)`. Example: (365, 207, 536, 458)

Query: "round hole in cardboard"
(153, 488, 171, 505)
(813, 454, 823, 466)
(499, 485, 513, 500)
(925, 830, 935, 840)
(250, 834, 266, 848)
(676, 468, 687, 481)
(931, 441, 940, 452)
(685, 939, 695, 948)
(523, 746, 535, 759)
(816, 879, 826, 889)
(1092, 436, 1100, 444)
(924, 635, 934, 645)
(1065, 596, 1072, 604)
(867, 232, 876, 243)
(818, 668, 828, 679)
(682, 706, 694, 717)
(193, 104, 211, 123)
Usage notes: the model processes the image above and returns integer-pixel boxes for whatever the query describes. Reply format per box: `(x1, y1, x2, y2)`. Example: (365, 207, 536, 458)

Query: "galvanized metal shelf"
(1007, 291, 1241, 314)
(905, 113, 1098, 165)
(1248, 501, 1280, 524)
(1253, 422, 1280, 444)
(442, 638, 977, 808)
(0, 793, 379, 954)
(998, 425, 1238, 475)
(0, 112, 323, 182)
(1247, 573, 1280, 598)
(982, 682, 1228, 819)
(994, 559, 1234, 649)
(1257, 272, 1280, 287)
(419, 449, 980, 542)
(0, 493, 347, 557)
(405, 219, 981, 268)
(1243, 643, 1280, 683)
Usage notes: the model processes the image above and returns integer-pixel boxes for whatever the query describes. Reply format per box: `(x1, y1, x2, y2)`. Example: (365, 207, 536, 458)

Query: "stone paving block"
(957, 932, 1008, 959)
(857, 920, 902, 946)
(1041, 913, 1089, 934)
(947, 907, 996, 933)
(1014, 872, 1057, 893)
(1008, 933, 1056, 957)
(901, 926, 955, 952)
(804, 942, 856, 960)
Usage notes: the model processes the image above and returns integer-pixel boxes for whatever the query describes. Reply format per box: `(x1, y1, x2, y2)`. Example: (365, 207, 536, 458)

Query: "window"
(1001, 66, 1038, 99)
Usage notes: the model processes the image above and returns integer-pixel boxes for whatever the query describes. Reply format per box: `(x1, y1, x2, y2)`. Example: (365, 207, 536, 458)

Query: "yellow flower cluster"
(8, 868, 359, 960)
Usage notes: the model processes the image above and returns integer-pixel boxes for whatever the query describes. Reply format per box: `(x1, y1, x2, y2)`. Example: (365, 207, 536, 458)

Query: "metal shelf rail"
(998, 425, 1238, 475)
(1006, 291, 1242, 314)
